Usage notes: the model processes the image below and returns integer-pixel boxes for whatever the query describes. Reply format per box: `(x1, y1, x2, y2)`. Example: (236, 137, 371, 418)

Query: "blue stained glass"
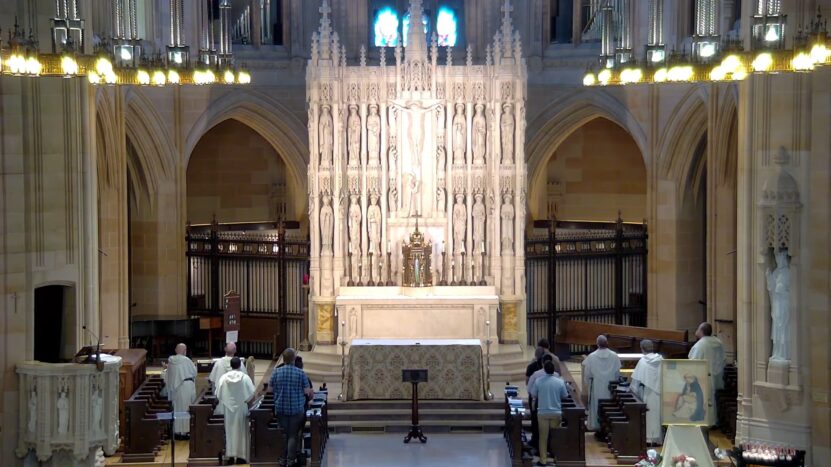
(402, 12, 429, 46)
(374, 7, 400, 47)
(436, 6, 458, 47)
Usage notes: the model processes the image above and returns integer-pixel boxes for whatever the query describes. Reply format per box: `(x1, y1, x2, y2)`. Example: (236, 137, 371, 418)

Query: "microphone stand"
(82, 325, 104, 371)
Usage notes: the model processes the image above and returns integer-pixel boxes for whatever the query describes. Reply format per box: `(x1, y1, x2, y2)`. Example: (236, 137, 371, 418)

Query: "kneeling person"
(216, 357, 256, 465)
(528, 360, 569, 466)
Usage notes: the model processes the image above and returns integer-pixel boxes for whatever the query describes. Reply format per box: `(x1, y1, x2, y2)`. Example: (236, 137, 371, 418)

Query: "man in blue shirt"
(270, 348, 313, 466)
(528, 360, 569, 466)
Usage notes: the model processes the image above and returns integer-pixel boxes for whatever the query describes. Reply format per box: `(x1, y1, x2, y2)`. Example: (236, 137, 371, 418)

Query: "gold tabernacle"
(401, 220, 433, 287)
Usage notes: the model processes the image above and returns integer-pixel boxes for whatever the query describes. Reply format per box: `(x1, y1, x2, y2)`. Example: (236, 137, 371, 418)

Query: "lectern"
(402, 369, 428, 444)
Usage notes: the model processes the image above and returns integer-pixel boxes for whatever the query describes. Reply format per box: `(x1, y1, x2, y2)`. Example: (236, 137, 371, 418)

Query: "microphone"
(82, 325, 104, 371)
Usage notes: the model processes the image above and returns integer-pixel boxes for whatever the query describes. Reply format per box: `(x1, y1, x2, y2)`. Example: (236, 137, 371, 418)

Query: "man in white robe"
(163, 343, 197, 437)
(688, 322, 725, 426)
(630, 339, 663, 444)
(215, 357, 256, 465)
(209, 343, 246, 415)
(582, 335, 621, 432)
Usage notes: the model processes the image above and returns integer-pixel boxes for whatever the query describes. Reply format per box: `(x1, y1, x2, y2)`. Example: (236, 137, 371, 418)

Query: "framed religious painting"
(660, 359, 711, 426)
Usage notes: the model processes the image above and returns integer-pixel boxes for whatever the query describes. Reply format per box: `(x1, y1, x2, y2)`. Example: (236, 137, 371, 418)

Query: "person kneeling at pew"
(216, 357, 256, 465)
(528, 360, 569, 466)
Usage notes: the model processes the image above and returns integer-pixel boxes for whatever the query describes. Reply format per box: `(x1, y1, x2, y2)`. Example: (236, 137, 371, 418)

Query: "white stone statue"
(452, 103, 467, 164)
(319, 105, 334, 166)
(501, 103, 515, 164)
(472, 193, 486, 251)
(453, 194, 467, 254)
(501, 193, 515, 252)
(367, 193, 382, 255)
(320, 193, 334, 252)
(405, 173, 421, 217)
(27, 389, 36, 433)
(347, 105, 361, 166)
(472, 103, 487, 164)
(388, 178, 398, 214)
(367, 105, 381, 165)
(348, 195, 362, 258)
(766, 250, 791, 361)
(436, 185, 446, 214)
(407, 102, 426, 166)
(57, 389, 69, 435)
(92, 386, 103, 433)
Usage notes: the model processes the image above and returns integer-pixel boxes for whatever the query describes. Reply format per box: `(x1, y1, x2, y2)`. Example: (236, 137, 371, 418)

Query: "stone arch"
(526, 91, 647, 220)
(124, 91, 176, 209)
(184, 90, 309, 218)
(95, 90, 119, 192)
(656, 89, 708, 200)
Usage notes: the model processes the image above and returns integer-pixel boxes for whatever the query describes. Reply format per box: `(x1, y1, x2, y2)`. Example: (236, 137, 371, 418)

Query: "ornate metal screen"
(525, 217, 648, 350)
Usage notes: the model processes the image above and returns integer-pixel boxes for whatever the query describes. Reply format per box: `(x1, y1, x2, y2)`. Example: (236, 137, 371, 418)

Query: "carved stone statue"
(388, 178, 398, 214)
(472, 103, 487, 164)
(367, 193, 382, 255)
(319, 105, 334, 166)
(501, 103, 515, 164)
(472, 193, 486, 251)
(349, 309, 358, 338)
(28, 389, 36, 433)
(348, 195, 362, 258)
(92, 386, 103, 433)
(436, 134, 447, 172)
(57, 389, 69, 435)
(320, 194, 334, 252)
(347, 105, 361, 166)
(407, 102, 426, 166)
(452, 103, 467, 164)
(367, 105, 381, 165)
(436, 185, 446, 214)
(501, 193, 515, 252)
(766, 250, 791, 361)
(405, 173, 421, 217)
(453, 194, 467, 254)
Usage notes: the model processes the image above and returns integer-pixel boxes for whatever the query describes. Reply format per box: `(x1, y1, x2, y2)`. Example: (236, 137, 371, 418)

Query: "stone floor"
(323, 433, 511, 466)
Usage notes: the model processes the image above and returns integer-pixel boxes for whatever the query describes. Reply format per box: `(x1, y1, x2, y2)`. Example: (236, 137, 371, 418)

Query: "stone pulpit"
(16, 357, 122, 467)
(402, 224, 433, 287)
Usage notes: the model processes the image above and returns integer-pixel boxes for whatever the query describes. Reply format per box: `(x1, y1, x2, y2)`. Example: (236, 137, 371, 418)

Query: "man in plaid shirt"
(270, 348, 313, 466)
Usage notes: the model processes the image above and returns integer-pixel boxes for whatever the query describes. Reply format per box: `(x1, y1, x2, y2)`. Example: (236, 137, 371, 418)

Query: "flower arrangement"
(634, 449, 662, 467)
(671, 454, 698, 467)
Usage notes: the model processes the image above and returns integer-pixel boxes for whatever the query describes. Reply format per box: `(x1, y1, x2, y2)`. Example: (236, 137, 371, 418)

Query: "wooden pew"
(122, 375, 170, 462)
(597, 382, 646, 464)
(188, 389, 225, 465)
(249, 391, 329, 467)
(554, 318, 690, 358)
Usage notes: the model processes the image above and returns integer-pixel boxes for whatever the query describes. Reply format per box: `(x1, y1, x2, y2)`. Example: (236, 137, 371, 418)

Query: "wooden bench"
(188, 389, 225, 465)
(122, 375, 170, 462)
(249, 391, 329, 467)
(554, 318, 690, 358)
(597, 382, 647, 464)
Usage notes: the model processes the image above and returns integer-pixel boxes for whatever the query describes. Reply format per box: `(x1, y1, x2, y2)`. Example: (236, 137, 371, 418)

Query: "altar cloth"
(346, 341, 486, 401)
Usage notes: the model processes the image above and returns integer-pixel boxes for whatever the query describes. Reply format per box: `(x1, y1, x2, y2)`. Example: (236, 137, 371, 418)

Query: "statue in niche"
(436, 185, 446, 214)
(367, 193, 382, 255)
(501, 103, 515, 164)
(453, 194, 467, 255)
(349, 309, 358, 338)
(388, 177, 398, 214)
(367, 105, 381, 165)
(388, 107, 398, 143)
(472, 193, 486, 252)
(92, 386, 103, 433)
(348, 195, 362, 258)
(319, 105, 334, 166)
(472, 103, 487, 164)
(436, 134, 447, 173)
(501, 193, 515, 252)
(28, 389, 36, 433)
(766, 249, 791, 361)
(405, 173, 421, 217)
(320, 194, 334, 253)
(347, 105, 361, 166)
(453, 103, 467, 164)
(57, 389, 69, 435)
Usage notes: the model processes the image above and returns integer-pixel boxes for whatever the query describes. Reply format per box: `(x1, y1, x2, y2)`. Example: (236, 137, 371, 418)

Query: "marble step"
(328, 419, 525, 434)
(331, 400, 503, 411)
(329, 408, 504, 422)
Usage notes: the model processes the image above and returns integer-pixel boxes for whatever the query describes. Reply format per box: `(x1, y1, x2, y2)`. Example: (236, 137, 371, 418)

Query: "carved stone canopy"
(759, 147, 801, 255)
(760, 147, 801, 208)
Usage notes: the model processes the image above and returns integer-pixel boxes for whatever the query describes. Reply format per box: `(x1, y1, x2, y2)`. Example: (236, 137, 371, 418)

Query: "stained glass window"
(373, 7, 400, 47)
(435, 6, 458, 46)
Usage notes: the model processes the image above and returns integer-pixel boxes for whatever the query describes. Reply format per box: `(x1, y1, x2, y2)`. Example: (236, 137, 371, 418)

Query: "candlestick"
(346, 252, 354, 286)
(478, 250, 487, 285)
(439, 251, 448, 286)
(377, 257, 384, 286)
(357, 263, 363, 286)
(460, 251, 467, 285)
(450, 258, 457, 286)
(367, 252, 375, 286)
(386, 251, 394, 286)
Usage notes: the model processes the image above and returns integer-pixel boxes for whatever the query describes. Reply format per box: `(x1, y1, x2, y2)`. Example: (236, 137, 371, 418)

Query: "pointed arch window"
(374, 7, 401, 47)
(370, 1, 463, 49)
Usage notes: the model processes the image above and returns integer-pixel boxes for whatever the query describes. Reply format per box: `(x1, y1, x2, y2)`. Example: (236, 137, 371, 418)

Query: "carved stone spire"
(317, 0, 333, 61)
(492, 0, 520, 65)
(405, 0, 428, 63)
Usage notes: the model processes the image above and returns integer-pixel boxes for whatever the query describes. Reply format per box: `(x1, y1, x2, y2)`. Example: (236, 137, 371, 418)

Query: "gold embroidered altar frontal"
(346, 340, 486, 401)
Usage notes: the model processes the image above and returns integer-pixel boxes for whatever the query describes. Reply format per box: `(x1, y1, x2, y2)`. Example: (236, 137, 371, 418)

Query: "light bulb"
(792, 52, 814, 71)
(168, 69, 180, 84)
(752, 52, 773, 72)
(810, 43, 828, 64)
(237, 71, 251, 84)
(710, 65, 727, 81)
(721, 55, 741, 73)
(620, 68, 642, 84)
(137, 69, 151, 85)
(152, 70, 166, 86)
(25, 57, 42, 76)
(653, 68, 668, 82)
(88, 71, 101, 84)
(582, 73, 596, 86)
(223, 69, 235, 84)
(61, 56, 78, 76)
(597, 69, 612, 85)
(96, 57, 113, 76)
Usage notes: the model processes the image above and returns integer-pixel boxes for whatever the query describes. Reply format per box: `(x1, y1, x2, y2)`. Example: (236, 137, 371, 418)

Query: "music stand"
(402, 369, 428, 444)
(157, 411, 192, 467)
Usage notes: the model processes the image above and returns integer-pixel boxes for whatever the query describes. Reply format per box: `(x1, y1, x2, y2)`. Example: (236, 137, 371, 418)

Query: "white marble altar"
(335, 286, 499, 347)
(16, 359, 121, 467)
(306, 0, 528, 346)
